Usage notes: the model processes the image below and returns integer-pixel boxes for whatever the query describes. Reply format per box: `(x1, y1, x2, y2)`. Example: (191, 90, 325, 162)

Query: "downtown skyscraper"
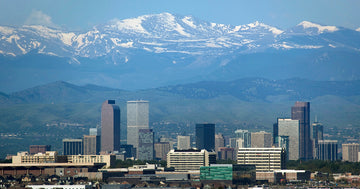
(196, 123, 215, 151)
(291, 101, 313, 160)
(127, 100, 149, 156)
(101, 100, 121, 152)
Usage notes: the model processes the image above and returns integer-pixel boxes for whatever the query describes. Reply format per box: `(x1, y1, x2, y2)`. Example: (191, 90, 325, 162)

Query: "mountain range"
(0, 13, 360, 92)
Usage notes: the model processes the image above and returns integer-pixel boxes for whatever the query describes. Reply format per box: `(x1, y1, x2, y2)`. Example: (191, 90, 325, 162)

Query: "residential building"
(237, 148, 286, 172)
(196, 123, 215, 151)
(101, 100, 121, 152)
(167, 149, 216, 171)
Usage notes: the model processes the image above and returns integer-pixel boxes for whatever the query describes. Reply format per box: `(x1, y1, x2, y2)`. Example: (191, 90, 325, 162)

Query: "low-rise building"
(12, 151, 58, 164)
(167, 149, 216, 171)
(200, 164, 256, 185)
(68, 154, 116, 168)
(256, 170, 310, 183)
(27, 185, 92, 189)
(237, 148, 286, 172)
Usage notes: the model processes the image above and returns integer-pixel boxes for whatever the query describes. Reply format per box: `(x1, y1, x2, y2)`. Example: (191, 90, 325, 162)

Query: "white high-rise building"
(127, 100, 149, 153)
(278, 118, 300, 160)
(177, 136, 191, 150)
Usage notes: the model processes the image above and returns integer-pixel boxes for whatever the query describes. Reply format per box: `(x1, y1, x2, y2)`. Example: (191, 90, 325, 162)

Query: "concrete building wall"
(237, 148, 286, 172)
(251, 131, 272, 148)
(342, 143, 360, 162)
(167, 149, 216, 171)
(177, 136, 191, 150)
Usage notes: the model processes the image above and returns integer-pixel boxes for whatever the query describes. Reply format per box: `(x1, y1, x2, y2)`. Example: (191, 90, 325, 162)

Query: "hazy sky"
(0, 0, 359, 30)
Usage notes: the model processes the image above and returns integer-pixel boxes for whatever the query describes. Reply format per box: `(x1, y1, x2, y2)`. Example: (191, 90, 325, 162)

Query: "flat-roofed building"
(278, 118, 300, 160)
(218, 147, 235, 161)
(317, 140, 338, 161)
(237, 148, 286, 172)
(137, 129, 154, 160)
(127, 100, 149, 155)
(200, 164, 256, 185)
(29, 145, 51, 155)
(154, 142, 170, 160)
(342, 143, 360, 162)
(167, 149, 216, 172)
(177, 136, 191, 150)
(215, 133, 225, 154)
(27, 185, 91, 189)
(196, 123, 215, 151)
(235, 129, 251, 148)
(251, 131, 272, 148)
(0, 162, 105, 177)
(63, 138, 83, 155)
(67, 154, 115, 168)
(12, 151, 58, 164)
(101, 100, 121, 152)
(83, 135, 100, 155)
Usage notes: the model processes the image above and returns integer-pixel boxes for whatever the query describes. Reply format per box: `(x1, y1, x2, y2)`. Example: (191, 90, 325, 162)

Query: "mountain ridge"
(1, 12, 359, 59)
(1, 12, 360, 92)
(2, 78, 360, 104)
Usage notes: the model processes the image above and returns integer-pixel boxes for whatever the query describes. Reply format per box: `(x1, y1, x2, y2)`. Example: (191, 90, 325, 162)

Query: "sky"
(0, 0, 359, 30)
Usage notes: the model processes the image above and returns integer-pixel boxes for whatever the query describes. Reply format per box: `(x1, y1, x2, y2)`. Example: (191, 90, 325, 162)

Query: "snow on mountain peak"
(182, 16, 197, 29)
(356, 27, 360, 32)
(109, 17, 149, 34)
(230, 21, 283, 35)
(297, 21, 339, 33)
(0, 26, 15, 35)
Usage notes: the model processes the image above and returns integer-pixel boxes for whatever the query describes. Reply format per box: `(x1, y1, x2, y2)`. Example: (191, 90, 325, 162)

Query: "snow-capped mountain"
(1, 12, 360, 92)
(1, 12, 358, 61)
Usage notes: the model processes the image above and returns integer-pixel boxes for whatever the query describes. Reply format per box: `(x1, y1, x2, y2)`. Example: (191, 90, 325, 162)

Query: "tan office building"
(237, 148, 286, 172)
(167, 149, 216, 171)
